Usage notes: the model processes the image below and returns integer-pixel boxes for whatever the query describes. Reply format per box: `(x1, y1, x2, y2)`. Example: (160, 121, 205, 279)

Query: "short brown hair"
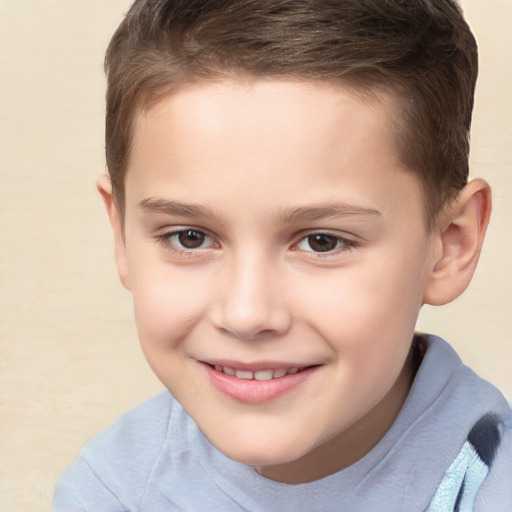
(105, 0, 478, 229)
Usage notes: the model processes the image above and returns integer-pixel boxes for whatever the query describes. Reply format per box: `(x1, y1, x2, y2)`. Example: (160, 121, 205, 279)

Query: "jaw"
(255, 352, 416, 483)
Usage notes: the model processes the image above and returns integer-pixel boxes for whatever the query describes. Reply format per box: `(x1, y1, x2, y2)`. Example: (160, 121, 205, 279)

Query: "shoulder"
(425, 410, 512, 511)
(85, 389, 174, 458)
(415, 334, 511, 435)
(53, 390, 176, 511)
(417, 335, 512, 510)
(473, 407, 512, 510)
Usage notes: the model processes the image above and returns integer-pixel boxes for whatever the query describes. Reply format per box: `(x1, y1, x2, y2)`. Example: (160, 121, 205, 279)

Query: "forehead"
(132, 79, 398, 154)
(126, 79, 423, 225)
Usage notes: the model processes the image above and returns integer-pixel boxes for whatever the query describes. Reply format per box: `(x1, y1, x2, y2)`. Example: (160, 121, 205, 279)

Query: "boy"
(53, 0, 512, 510)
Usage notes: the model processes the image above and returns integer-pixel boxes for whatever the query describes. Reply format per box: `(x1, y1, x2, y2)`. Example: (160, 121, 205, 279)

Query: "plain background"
(0, 0, 510, 510)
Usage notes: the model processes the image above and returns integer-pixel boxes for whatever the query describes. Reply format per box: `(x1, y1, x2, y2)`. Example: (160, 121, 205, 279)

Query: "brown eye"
(306, 234, 339, 252)
(177, 230, 206, 249)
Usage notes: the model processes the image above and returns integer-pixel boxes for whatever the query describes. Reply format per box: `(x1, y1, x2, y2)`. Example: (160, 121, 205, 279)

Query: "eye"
(296, 233, 355, 253)
(176, 229, 207, 249)
(158, 228, 216, 252)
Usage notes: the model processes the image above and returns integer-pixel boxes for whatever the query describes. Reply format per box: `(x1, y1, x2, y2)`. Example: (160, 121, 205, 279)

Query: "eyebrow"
(276, 203, 382, 223)
(139, 198, 222, 220)
(139, 198, 382, 223)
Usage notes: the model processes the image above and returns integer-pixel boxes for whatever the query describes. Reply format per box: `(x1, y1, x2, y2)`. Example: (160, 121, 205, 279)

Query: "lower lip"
(203, 364, 316, 404)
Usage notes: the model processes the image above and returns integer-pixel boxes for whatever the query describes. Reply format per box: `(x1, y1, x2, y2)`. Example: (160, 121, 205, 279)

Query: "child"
(53, 0, 512, 510)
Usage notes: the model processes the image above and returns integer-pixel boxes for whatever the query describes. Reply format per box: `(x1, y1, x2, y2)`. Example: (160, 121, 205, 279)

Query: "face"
(111, 80, 441, 481)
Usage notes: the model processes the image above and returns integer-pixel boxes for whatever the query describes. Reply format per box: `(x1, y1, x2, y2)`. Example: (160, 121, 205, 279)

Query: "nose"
(211, 252, 292, 340)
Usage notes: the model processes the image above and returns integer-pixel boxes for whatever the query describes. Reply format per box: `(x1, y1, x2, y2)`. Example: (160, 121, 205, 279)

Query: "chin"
(210, 430, 314, 468)
(225, 450, 300, 469)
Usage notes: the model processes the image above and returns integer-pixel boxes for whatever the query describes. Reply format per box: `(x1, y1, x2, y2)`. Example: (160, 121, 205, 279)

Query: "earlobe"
(97, 175, 131, 291)
(423, 179, 491, 306)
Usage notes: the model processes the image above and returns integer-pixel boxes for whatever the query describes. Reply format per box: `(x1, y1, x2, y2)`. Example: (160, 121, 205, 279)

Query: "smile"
(203, 362, 318, 404)
(211, 365, 302, 381)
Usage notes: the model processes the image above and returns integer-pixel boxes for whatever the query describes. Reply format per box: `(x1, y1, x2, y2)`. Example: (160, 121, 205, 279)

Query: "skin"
(99, 79, 491, 484)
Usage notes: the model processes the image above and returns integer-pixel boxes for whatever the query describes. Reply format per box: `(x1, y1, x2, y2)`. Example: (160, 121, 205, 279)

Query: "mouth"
(202, 361, 318, 404)
(207, 364, 305, 381)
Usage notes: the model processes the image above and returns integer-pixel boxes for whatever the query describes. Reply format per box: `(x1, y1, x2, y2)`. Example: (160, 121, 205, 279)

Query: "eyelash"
(294, 232, 358, 256)
(156, 228, 217, 256)
(156, 228, 359, 257)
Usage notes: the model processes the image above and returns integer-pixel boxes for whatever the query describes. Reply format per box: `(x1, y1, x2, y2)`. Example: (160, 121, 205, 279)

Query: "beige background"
(0, 0, 510, 510)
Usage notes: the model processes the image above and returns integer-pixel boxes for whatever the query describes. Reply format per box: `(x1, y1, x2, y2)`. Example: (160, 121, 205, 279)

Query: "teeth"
(235, 370, 254, 380)
(254, 370, 274, 381)
(214, 365, 303, 380)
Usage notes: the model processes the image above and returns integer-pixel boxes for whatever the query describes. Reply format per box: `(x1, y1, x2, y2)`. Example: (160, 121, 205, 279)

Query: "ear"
(423, 179, 491, 306)
(97, 175, 131, 290)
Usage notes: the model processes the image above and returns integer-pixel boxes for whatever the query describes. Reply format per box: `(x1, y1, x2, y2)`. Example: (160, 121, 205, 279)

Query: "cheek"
(296, 246, 429, 381)
(299, 262, 423, 340)
(129, 265, 211, 394)
(127, 250, 210, 352)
